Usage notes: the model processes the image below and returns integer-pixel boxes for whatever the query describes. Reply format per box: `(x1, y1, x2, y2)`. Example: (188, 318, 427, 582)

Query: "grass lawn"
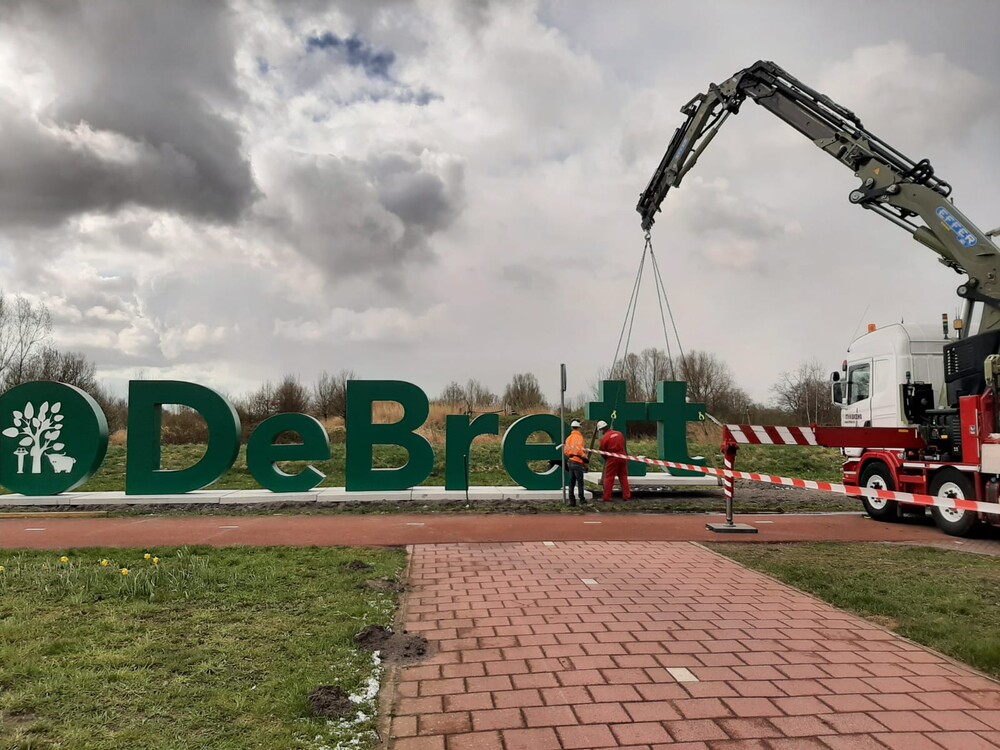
(0, 546, 407, 750)
(712, 543, 1000, 680)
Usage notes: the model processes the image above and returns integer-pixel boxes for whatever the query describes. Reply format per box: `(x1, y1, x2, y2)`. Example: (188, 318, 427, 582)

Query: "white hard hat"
(596, 420, 609, 430)
(570, 419, 581, 428)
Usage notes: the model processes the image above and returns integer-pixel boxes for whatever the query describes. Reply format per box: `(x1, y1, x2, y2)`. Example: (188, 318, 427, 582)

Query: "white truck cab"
(834, 323, 948, 428)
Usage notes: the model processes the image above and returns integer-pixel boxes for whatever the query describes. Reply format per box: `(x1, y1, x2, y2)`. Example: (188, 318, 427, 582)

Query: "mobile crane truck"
(637, 60, 1000, 536)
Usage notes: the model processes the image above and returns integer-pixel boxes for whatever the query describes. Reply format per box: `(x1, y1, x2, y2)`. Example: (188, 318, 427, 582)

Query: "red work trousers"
(603, 459, 632, 501)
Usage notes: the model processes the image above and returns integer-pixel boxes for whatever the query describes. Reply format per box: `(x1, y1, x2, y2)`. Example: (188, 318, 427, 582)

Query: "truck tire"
(929, 469, 980, 537)
(859, 461, 897, 521)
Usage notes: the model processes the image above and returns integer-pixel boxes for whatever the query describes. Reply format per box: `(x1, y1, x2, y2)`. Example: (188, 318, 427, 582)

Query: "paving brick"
(392, 715, 419, 738)
(555, 723, 617, 749)
(663, 718, 729, 742)
(766, 739, 829, 750)
(539, 685, 591, 706)
(471, 708, 524, 732)
(521, 704, 576, 727)
(769, 715, 835, 737)
(623, 700, 682, 722)
(721, 697, 783, 717)
(672, 696, 734, 720)
(611, 720, 673, 744)
(419, 713, 472, 735)
(502, 726, 561, 750)
(394, 737, 446, 750)
(820, 712, 890, 734)
(445, 730, 504, 750)
(444, 692, 494, 712)
(921, 710, 992, 731)
(870, 711, 941, 733)
(573, 701, 630, 724)
(717, 717, 782, 739)
(817, 733, 893, 750)
(927, 732, 999, 749)
(869, 732, 945, 750)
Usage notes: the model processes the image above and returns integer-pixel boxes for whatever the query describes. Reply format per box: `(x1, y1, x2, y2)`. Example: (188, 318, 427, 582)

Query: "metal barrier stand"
(706, 435, 758, 534)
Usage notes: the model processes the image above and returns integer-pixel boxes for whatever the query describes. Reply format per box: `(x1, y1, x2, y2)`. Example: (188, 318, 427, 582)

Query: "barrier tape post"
(707, 432, 757, 534)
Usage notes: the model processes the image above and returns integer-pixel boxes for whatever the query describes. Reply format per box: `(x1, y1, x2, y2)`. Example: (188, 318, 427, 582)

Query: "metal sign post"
(560, 364, 567, 503)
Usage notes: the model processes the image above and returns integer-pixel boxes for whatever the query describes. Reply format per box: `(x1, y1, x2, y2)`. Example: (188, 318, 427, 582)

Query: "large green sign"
(0, 379, 706, 496)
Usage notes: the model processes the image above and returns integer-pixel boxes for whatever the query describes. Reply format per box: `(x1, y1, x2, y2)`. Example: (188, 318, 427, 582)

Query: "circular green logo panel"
(0, 382, 109, 496)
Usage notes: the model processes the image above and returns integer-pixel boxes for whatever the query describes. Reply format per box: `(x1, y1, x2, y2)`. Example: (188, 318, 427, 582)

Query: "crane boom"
(637, 60, 1000, 333)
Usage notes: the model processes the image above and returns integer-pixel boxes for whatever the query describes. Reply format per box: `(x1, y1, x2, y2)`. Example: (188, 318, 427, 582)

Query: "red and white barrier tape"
(724, 424, 817, 446)
(585, 448, 1000, 516)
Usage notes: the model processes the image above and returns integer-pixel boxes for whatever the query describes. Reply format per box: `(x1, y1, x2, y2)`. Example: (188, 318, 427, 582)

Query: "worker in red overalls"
(598, 420, 632, 502)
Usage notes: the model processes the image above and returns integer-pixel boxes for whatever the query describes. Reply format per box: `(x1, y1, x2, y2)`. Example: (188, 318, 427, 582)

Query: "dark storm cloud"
(0, 0, 256, 226)
(259, 148, 463, 286)
(307, 32, 396, 79)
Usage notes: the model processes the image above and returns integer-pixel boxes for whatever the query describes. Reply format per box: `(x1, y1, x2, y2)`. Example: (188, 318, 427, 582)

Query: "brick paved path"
(387, 542, 1000, 750)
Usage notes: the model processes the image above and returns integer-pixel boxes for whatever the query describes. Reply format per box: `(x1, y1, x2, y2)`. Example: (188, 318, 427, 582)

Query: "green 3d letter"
(246, 413, 331, 492)
(501, 414, 562, 490)
(126, 380, 241, 495)
(444, 413, 499, 490)
(345, 380, 434, 491)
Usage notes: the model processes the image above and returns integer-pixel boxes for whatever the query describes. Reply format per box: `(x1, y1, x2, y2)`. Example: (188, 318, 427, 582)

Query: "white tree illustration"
(3, 400, 65, 474)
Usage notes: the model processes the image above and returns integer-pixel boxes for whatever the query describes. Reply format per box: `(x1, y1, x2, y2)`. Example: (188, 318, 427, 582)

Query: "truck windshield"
(847, 362, 871, 404)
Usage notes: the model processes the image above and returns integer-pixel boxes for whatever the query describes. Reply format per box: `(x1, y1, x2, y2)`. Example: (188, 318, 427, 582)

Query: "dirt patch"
(354, 624, 430, 664)
(365, 578, 404, 593)
(307, 685, 354, 719)
(867, 615, 900, 630)
(2, 710, 36, 725)
(342, 560, 374, 572)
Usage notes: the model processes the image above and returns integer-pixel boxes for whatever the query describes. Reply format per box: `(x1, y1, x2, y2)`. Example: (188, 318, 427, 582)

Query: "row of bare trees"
(0, 292, 840, 433)
(603, 347, 838, 426)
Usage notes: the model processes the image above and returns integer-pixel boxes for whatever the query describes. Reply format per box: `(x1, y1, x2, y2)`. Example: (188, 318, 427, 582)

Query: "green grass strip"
(0, 546, 406, 750)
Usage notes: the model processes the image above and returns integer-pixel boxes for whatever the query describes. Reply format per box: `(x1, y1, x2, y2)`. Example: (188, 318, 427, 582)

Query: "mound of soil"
(365, 578, 404, 593)
(307, 685, 353, 718)
(354, 624, 430, 664)
(342, 560, 374, 572)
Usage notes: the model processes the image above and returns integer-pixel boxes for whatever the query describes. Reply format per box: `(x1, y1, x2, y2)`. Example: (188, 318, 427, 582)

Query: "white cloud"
(0, 3, 997, 407)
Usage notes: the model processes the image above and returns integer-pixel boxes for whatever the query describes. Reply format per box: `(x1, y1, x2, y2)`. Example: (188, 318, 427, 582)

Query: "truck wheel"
(929, 469, 980, 537)
(859, 462, 897, 521)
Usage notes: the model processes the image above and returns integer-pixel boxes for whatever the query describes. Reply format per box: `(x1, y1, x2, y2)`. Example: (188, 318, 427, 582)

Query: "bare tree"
(465, 379, 496, 408)
(273, 374, 311, 414)
(770, 358, 838, 425)
(15, 347, 97, 391)
(438, 381, 466, 405)
(314, 369, 353, 419)
(0, 293, 52, 388)
(677, 350, 736, 410)
(504, 372, 547, 412)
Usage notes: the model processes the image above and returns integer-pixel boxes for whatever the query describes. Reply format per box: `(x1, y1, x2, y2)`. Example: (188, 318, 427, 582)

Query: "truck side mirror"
(831, 373, 844, 406)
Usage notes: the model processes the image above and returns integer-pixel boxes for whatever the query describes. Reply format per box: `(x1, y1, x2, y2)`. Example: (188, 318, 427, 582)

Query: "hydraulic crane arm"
(637, 60, 1000, 330)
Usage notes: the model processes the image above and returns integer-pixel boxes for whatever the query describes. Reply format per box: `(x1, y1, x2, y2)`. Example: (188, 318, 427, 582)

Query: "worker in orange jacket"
(564, 420, 589, 505)
(598, 420, 632, 502)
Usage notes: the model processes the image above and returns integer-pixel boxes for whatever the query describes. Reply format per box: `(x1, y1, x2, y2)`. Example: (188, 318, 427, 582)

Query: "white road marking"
(581, 578, 599, 586)
(24, 528, 45, 532)
(218, 525, 240, 530)
(583, 521, 602, 524)
(405, 523, 425, 527)
(542, 541, 556, 547)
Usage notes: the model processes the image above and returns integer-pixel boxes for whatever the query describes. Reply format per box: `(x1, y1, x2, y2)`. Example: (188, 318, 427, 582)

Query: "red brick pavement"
(385, 542, 1000, 749)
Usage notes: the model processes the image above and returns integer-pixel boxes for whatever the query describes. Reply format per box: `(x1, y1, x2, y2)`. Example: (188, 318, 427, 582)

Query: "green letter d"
(126, 381, 241, 495)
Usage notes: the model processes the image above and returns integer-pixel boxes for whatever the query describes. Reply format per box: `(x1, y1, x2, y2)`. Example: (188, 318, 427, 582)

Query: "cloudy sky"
(1, 0, 998, 406)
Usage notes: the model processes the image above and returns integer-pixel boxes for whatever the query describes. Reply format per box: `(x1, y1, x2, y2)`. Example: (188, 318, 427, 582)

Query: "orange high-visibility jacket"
(564, 430, 587, 464)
